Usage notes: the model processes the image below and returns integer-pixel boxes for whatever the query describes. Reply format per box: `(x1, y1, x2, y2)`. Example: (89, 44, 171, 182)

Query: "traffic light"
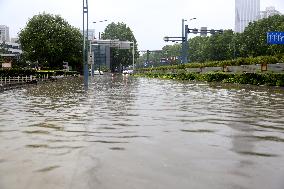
(192, 28, 198, 34)
(210, 29, 216, 35)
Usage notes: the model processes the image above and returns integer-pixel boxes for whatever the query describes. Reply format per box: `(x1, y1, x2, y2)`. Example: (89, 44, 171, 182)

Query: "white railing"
(0, 75, 39, 85)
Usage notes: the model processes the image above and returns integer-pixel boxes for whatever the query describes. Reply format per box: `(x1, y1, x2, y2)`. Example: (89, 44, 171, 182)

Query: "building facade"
(0, 25, 10, 42)
(259, 6, 282, 19)
(235, 0, 260, 33)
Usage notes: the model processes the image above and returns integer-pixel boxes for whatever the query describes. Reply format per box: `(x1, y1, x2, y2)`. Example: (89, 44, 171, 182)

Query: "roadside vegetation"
(136, 72, 284, 87)
(137, 15, 284, 68)
(18, 13, 83, 71)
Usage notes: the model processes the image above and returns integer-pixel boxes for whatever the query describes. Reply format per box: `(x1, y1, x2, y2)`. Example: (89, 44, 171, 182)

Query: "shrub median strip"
(135, 72, 284, 87)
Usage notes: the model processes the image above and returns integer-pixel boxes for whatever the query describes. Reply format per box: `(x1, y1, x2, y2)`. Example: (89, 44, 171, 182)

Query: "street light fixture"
(90, 20, 108, 76)
(182, 17, 196, 63)
(83, 0, 89, 89)
(182, 18, 196, 39)
(92, 20, 108, 39)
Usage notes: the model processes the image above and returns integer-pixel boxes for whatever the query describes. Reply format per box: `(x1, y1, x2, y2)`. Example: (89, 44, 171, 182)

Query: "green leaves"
(19, 13, 83, 70)
(240, 15, 284, 57)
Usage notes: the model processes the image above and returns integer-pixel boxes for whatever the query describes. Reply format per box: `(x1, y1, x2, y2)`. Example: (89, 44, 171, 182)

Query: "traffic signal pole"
(83, 0, 89, 89)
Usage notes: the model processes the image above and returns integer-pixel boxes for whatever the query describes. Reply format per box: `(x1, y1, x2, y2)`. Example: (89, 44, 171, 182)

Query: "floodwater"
(0, 75, 284, 189)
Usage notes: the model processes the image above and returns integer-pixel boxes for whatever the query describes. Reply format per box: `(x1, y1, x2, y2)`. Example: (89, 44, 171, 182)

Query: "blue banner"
(267, 32, 284, 45)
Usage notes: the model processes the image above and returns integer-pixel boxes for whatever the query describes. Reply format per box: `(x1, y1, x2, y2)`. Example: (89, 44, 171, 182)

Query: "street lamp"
(90, 20, 108, 76)
(182, 18, 196, 64)
(123, 41, 135, 71)
(83, 0, 89, 89)
(92, 20, 108, 39)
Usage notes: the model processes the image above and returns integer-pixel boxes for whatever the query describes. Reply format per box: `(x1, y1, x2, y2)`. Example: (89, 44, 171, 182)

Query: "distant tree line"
(138, 15, 284, 68)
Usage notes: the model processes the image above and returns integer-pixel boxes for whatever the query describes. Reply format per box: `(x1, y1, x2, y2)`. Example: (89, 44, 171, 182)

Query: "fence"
(0, 74, 50, 91)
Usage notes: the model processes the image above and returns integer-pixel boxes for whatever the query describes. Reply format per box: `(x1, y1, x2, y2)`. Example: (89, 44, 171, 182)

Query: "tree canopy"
(19, 13, 83, 70)
(240, 15, 284, 57)
(101, 22, 138, 72)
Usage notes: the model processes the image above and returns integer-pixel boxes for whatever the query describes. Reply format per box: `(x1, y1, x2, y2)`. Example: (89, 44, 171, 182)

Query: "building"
(235, 0, 260, 33)
(259, 6, 282, 19)
(0, 41, 22, 55)
(1, 40, 22, 68)
(10, 38, 19, 43)
(0, 25, 10, 42)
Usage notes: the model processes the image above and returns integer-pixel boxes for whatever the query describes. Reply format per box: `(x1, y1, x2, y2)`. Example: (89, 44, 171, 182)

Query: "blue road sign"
(267, 32, 284, 45)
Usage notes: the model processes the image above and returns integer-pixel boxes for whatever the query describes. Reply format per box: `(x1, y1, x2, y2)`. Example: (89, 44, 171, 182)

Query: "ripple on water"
(28, 122, 64, 131)
(109, 147, 125, 151)
(35, 165, 60, 172)
(180, 129, 215, 133)
(235, 151, 279, 157)
(1, 76, 284, 189)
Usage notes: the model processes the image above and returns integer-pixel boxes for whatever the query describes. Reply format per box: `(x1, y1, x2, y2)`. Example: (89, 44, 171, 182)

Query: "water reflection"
(0, 76, 284, 189)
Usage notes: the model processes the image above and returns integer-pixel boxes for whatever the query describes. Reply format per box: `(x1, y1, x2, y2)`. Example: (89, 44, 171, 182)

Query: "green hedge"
(137, 55, 284, 72)
(136, 72, 284, 87)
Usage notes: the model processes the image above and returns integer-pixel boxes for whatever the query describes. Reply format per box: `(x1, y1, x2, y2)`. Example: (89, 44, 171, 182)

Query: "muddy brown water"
(0, 75, 284, 189)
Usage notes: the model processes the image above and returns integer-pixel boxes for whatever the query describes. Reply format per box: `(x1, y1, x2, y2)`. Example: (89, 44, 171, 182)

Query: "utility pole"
(181, 19, 186, 64)
(83, 0, 89, 89)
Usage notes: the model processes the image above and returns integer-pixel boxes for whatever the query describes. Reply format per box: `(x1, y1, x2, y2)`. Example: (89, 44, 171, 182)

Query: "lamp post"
(131, 42, 135, 71)
(123, 41, 135, 71)
(91, 20, 108, 76)
(83, 0, 89, 89)
(93, 20, 108, 39)
(182, 18, 196, 64)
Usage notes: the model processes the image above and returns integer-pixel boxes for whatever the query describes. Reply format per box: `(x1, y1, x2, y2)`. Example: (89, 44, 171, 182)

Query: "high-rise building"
(235, 0, 260, 33)
(0, 25, 10, 42)
(259, 6, 282, 19)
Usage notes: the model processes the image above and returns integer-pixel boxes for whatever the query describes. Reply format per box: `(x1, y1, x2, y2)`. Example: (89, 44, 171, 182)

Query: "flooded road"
(0, 75, 284, 189)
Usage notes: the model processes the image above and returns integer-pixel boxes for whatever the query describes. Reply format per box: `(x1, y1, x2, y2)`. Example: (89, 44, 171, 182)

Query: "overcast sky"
(0, 0, 283, 50)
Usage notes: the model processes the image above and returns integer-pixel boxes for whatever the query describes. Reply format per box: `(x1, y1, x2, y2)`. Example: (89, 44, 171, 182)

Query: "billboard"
(267, 32, 284, 45)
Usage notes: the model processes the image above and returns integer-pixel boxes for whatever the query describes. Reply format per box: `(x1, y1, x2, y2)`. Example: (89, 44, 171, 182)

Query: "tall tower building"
(0, 25, 10, 42)
(235, 0, 260, 33)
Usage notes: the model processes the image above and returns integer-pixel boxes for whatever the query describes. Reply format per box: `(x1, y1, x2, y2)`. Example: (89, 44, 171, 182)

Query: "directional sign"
(267, 32, 284, 45)
(93, 39, 132, 49)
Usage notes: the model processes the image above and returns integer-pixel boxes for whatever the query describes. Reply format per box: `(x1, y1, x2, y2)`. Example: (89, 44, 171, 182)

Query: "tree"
(19, 13, 83, 70)
(240, 15, 284, 57)
(101, 22, 138, 72)
(0, 41, 9, 54)
(188, 36, 209, 62)
(205, 30, 235, 61)
(187, 30, 235, 62)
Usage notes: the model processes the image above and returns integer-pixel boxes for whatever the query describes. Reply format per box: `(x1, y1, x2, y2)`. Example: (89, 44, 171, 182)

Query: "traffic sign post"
(164, 25, 223, 64)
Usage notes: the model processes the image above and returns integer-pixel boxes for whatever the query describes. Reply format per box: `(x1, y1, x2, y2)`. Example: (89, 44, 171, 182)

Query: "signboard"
(63, 61, 69, 71)
(267, 32, 284, 45)
(200, 27, 207, 37)
(2, 62, 12, 68)
(92, 39, 132, 49)
(118, 42, 131, 49)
